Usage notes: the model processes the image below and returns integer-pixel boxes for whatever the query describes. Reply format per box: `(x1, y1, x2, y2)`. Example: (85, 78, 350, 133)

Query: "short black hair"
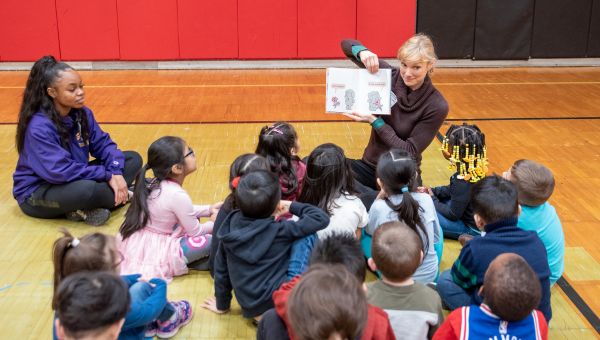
(235, 170, 281, 218)
(310, 233, 366, 282)
(471, 175, 519, 224)
(56, 271, 130, 338)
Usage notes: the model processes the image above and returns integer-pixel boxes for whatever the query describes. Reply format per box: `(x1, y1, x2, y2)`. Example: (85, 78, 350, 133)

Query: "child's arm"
(450, 244, 479, 292)
(209, 243, 232, 313)
(122, 278, 168, 329)
(432, 309, 461, 340)
(121, 274, 142, 287)
(171, 190, 213, 236)
(432, 181, 471, 221)
(280, 202, 330, 239)
(431, 184, 451, 199)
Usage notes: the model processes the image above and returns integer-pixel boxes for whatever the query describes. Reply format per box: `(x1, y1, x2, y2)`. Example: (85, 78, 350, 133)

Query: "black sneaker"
(65, 208, 111, 226)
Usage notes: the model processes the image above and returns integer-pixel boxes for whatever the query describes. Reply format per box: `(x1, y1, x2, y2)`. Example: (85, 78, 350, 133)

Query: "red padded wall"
(116, 0, 179, 60)
(178, 0, 238, 59)
(238, 0, 297, 59)
(298, 0, 356, 58)
(357, 0, 416, 58)
(56, 0, 120, 60)
(0, 0, 60, 61)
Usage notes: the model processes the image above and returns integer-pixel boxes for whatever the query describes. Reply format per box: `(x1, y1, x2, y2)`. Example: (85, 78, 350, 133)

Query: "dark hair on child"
(255, 122, 300, 197)
(297, 143, 356, 215)
(310, 233, 366, 283)
(16, 55, 89, 153)
(235, 170, 281, 219)
(484, 253, 541, 322)
(56, 271, 130, 339)
(120, 136, 186, 240)
(52, 229, 119, 310)
(509, 159, 555, 207)
(376, 149, 429, 257)
(442, 123, 487, 182)
(288, 264, 368, 340)
(471, 175, 519, 224)
(372, 221, 422, 281)
(225, 153, 270, 209)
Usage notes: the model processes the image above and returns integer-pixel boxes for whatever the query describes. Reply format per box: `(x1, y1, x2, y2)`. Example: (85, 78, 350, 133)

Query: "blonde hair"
(397, 33, 437, 65)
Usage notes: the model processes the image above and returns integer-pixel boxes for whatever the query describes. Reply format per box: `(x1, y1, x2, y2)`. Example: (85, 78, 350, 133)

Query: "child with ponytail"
(419, 123, 487, 241)
(118, 136, 220, 282)
(52, 230, 192, 339)
(255, 122, 306, 201)
(366, 149, 441, 283)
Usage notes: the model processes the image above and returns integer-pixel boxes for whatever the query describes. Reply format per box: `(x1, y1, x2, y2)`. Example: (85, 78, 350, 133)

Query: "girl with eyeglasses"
(117, 136, 221, 283)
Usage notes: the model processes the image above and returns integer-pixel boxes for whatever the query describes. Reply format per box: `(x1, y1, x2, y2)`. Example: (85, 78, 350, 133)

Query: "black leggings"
(19, 151, 143, 218)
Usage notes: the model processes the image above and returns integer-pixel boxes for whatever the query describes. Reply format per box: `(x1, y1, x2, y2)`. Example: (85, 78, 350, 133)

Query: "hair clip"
(390, 152, 412, 162)
(266, 125, 284, 135)
(69, 238, 80, 248)
(231, 176, 241, 189)
(401, 186, 409, 193)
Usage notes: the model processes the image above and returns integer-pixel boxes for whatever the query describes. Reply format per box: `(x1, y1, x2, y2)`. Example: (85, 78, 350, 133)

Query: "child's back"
(505, 159, 564, 285)
(367, 222, 443, 339)
(215, 201, 328, 317)
(518, 202, 564, 284)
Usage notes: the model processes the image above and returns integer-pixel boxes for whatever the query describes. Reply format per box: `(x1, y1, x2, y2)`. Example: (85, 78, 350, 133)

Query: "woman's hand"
(109, 174, 128, 206)
(359, 50, 380, 73)
(201, 297, 229, 314)
(343, 112, 377, 124)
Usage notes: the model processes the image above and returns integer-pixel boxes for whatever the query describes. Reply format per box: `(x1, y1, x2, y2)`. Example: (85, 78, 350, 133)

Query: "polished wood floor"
(0, 68, 599, 339)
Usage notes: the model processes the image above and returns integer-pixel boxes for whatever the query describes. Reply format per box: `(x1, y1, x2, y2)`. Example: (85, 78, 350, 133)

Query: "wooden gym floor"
(1, 67, 600, 339)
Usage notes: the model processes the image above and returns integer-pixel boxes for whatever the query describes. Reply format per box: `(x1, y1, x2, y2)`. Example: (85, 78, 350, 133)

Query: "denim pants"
(437, 212, 481, 240)
(287, 234, 318, 280)
(437, 270, 473, 310)
(129, 281, 176, 322)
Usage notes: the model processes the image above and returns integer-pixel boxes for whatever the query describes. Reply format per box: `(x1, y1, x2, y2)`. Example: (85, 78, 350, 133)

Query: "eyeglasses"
(184, 147, 195, 158)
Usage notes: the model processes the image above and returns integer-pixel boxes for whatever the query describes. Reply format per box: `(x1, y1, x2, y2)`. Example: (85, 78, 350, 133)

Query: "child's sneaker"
(65, 208, 111, 226)
(157, 301, 193, 338)
(144, 321, 158, 338)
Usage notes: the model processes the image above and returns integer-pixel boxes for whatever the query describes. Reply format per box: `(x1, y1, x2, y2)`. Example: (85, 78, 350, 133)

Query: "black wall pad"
(588, 0, 600, 56)
(531, 0, 593, 58)
(417, 0, 476, 59)
(474, 0, 535, 59)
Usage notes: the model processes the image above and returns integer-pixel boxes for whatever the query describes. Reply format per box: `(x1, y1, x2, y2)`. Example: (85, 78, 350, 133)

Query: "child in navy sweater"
(202, 170, 329, 319)
(436, 176, 552, 322)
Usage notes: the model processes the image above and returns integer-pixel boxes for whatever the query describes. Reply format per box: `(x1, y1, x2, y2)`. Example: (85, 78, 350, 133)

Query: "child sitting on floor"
(118, 136, 220, 281)
(54, 271, 130, 340)
(52, 230, 191, 339)
(367, 221, 444, 339)
(434, 253, 548, 340)
(504, 159, 564, 285)
(419, 123, 487, 241)
(202, 170, 329, 319)
(436, 175, 552, 322)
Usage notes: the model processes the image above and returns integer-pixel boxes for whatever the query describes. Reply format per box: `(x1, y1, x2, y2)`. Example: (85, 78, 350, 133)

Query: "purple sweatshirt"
(13, 106, 125, 204)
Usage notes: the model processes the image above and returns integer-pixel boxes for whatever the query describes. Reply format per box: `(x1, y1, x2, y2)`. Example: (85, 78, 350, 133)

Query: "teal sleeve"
(351, 45, 368, 60)
(371, 117, 385, 129)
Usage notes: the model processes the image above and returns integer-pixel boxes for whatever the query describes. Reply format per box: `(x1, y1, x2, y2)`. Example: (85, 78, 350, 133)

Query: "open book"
(325, 68, 392, 115)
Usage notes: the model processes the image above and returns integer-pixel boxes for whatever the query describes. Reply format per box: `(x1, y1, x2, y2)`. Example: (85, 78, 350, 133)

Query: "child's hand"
(417, 186, 434, 196)
(200, 297, 229, 314)
(274, 200, 292, 217)
(210, 201, 223, 215)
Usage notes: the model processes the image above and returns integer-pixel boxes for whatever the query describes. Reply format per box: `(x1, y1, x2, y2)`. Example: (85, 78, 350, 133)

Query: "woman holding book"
(340, 34, 448, 194)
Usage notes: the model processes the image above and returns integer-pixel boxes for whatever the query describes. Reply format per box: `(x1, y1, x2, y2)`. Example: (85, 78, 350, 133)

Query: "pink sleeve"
(170, 190, 202, 237)
(193, 204, 211, 218)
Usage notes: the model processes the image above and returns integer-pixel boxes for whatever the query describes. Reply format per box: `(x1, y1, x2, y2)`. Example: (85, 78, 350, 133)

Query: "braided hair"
(441, 123, 487, 182)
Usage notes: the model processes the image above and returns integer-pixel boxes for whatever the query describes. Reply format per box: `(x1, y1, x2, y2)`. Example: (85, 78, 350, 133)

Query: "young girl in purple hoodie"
(13, 56, 142, 225)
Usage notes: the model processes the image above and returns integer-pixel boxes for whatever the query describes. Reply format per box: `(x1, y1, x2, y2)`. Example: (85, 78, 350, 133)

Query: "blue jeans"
(129, 282, 175, 322)
(437, 212, 481, 240)
(437, 270, 473, 310)
(287, 234, 318, 280)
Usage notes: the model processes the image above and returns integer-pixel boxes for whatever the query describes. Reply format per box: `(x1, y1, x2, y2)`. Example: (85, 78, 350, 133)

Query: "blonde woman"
(341, 34, 449, 193)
